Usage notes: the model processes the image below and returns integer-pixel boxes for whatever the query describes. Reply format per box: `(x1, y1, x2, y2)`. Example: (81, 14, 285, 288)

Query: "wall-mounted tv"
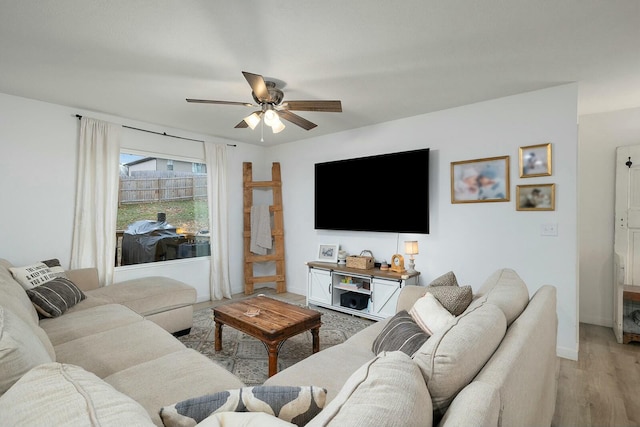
(314, 148, 429, 234)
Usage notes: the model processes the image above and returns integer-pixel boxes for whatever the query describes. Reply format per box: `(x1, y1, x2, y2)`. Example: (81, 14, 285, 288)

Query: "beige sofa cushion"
(307, 351, 433, 427)
(437, 381, 500, 427)
(412, 302, 506, 418)
(105, 348, 246, 426)
(0, 363, 154, 426)
(0, 306, 54, 395)
(470, 268, 529, 325)
(87, 276, 196, 316)
(39, 303, 144, 346)
(0, 260, 40, 326)
(53, 320, 185, 378)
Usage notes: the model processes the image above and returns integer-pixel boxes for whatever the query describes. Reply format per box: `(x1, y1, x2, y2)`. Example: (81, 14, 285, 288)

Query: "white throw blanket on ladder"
(250, 205, 272, 255)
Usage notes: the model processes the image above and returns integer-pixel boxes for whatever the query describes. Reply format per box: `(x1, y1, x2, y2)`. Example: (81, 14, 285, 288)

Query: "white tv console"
(306, 261, 420, 321)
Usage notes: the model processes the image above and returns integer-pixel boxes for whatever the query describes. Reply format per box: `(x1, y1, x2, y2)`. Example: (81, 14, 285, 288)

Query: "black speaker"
(340, 292, 369, 310)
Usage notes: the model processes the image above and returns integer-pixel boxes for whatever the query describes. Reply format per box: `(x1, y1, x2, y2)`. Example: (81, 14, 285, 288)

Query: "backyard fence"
(119, 172, 207, 204)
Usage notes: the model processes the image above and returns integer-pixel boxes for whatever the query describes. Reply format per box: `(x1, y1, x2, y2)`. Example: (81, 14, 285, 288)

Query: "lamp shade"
(404, 241, 419, 255)
(271, 118, 286, 133)
(244, 112, 262, 130)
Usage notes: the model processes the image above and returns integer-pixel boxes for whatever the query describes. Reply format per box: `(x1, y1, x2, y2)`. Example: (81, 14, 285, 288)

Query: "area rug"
(178, 304, 374, 385)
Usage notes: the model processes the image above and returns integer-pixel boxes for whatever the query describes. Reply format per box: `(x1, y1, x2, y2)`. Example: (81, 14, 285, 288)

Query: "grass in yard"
(117, 199, 209, 233)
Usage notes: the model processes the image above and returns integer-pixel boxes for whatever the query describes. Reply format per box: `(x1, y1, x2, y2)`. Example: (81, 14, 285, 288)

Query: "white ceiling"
(1, 1, 639, 146)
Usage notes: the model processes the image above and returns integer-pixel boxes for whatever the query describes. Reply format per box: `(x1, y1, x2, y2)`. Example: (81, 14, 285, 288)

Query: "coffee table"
(213, 295, 322, 377)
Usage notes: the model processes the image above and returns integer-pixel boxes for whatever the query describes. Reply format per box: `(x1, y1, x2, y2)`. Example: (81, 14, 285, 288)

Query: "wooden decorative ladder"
(243, 162, 286, 295)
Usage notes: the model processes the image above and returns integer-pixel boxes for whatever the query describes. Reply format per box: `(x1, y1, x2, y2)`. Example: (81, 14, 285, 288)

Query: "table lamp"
(404, 241, 419, 274)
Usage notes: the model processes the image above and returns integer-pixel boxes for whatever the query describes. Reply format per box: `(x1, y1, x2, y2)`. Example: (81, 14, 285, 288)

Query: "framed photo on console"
(317, 244, 339, 263)
(451, 156, 510, 203)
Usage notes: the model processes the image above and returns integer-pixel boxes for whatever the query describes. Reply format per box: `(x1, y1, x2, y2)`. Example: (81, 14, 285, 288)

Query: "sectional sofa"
(0, 258, 557, 427)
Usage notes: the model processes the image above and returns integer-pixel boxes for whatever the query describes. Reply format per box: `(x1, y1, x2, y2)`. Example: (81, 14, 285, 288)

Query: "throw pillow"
(0, 363, 154, 426)
(427, 285, 473, 316)
(428, 271, 459, 287)
(9, 262, 57, 290)
(306, 351, 432, 427)
(371, 310, 429, 356)
(409, 292, 455, 335)
(160, 386, 327, 427)
(197, 412, 297, 427)
(41, 258, 68, 278)
(26, 277, 86, 318)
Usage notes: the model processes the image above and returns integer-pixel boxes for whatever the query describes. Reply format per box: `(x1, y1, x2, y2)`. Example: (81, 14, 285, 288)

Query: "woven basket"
(346, 250, 374, 269)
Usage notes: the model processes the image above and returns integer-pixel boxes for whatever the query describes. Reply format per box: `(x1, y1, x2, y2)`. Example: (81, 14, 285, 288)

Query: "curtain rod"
(74, 114, 236, 146)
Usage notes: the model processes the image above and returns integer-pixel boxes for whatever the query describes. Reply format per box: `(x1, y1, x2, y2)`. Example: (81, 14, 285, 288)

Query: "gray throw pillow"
(160, 386, 326, 427)
(372, 310, 430, 356)
(428, 271, 459, 287)
(26, 277, 86, 318)
(427, 285, 473, 316)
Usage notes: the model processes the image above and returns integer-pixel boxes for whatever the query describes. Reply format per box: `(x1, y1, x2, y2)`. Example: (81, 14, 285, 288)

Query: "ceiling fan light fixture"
(271, 119, 285, 134)
(244, 112, 262, 130)
(263, 109, 278, 127)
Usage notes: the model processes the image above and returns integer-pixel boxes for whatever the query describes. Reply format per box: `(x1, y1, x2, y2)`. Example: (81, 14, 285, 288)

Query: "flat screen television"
(314, 148, 429, 234)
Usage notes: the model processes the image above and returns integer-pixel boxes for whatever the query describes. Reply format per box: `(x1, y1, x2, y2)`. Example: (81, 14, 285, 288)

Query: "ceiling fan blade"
(235, 110, 263, 129)
(234, 120, 249, 128)
(186, 98, 254, 107)
(278, 110, 318, 130)
(282, 100, 342, 112)
(242, 71, 270, 103)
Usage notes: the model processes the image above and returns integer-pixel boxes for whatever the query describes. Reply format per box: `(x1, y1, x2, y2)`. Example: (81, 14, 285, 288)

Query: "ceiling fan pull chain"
(260, 118, 264, 142)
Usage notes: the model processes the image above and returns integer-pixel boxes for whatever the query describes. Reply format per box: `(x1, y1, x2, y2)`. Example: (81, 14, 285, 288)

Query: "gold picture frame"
(516, 184, 555, 211)
(451, 156, 510, 203)
(519, 143, 552, 178)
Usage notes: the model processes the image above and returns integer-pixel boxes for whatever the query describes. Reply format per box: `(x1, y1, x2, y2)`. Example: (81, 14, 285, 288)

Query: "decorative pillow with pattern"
(41, 259, 68, 279)
(428, 271, 459, 287)
(9, 262, 57, 290)
(427, 285, 473, 316)
(371, 310, 429, 356)
(26, 277, 86, 318)
(160, 386, 327, 427)
(409, 292, 455, 335)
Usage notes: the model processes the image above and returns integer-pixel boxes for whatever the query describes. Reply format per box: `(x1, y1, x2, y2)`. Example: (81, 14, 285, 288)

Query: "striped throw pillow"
(372, 310, 430, 356)
(26, 277, 86, 318)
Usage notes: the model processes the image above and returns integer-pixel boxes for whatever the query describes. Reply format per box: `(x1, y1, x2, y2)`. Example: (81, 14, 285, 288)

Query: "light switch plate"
(541, 223, 558, 236)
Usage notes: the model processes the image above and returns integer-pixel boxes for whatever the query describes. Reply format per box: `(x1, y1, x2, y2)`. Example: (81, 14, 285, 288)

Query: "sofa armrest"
(395, 285, 428, 313)
(66, 268, 101, 291)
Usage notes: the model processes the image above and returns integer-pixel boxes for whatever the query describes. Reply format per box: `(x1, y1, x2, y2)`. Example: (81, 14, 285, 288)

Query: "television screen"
(314, 148, 429, 234)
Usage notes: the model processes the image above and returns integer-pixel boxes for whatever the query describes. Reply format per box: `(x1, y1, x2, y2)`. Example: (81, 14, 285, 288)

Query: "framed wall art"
(451, 156, 510, 203)
(317, 243, 339, 262)
(519, 143, 552, 178)
(516, 184, 555, 211)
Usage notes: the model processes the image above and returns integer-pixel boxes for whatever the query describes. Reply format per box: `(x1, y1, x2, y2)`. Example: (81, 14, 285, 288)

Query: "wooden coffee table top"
(213, 295, 322, 344)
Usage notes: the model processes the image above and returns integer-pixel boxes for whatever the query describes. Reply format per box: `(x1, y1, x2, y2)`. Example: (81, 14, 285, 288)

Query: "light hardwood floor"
(194, 289, 640, 427)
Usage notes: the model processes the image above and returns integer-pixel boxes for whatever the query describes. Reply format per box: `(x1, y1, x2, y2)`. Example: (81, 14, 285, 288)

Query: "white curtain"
(205, 143, 232, 299)
(70, 117, 121, 286)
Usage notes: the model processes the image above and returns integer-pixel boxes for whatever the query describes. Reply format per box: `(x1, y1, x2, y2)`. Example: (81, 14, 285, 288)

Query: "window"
(116, 153, 210, 266)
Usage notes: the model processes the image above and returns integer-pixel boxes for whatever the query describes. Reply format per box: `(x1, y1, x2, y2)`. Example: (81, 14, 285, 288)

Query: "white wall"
(269, 84, 579, 359)
(0, 92, 265, 301)
(578, 106, 640, 327)
(0, 85, 580, 358)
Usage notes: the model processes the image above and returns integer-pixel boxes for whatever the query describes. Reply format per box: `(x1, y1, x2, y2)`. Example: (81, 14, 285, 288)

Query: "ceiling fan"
(186, 71, 342, 134)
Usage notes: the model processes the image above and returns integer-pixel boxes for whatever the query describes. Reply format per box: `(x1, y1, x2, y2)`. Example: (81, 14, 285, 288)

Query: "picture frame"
(451, 156, 510, 203)
(317, 243, 339, 263)
(516, 184, 555, 211)
(519, 143, 552, 178)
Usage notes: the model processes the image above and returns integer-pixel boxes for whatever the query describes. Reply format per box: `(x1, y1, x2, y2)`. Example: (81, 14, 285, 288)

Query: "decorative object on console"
(390, 254, 406, 274)
(345, 250, 374, 270)
(337, 250, 347, 265)
(317, 244, 339, 263)
(379, 260, 389, 271)
(404, 241, 419, 274)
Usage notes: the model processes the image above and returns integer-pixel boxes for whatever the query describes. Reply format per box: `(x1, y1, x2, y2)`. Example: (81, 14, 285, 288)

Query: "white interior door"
(613, 145, 640, 342)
